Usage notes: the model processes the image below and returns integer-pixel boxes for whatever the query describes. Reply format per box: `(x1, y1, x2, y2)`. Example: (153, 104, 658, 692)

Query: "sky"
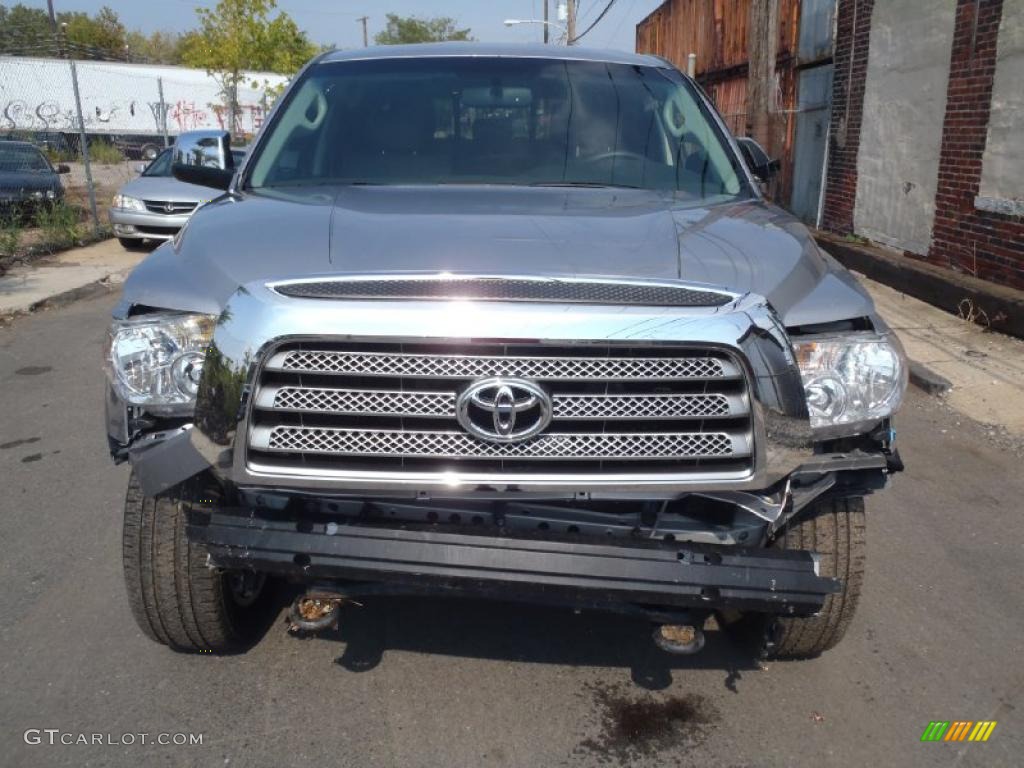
(16, 1, 667, 53)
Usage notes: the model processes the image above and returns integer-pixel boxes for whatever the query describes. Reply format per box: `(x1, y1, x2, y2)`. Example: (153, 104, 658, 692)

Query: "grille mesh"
(273, 278, 732, 307)
(264, 426, 735, 460)
(272, 350, 728, 381)
(267, 386, 733, 420)
(249, 341, 752, 475)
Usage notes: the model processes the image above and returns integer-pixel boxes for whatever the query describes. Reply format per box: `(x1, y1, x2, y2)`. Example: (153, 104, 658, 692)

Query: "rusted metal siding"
(636, 0, 810, 209)
(636, 0, 800, 73)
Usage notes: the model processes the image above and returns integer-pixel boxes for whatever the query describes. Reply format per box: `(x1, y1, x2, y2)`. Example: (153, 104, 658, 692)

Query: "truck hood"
(120, 185, 873, 326)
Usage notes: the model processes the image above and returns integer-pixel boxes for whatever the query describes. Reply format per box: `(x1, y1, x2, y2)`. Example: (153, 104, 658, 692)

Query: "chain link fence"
(0, 55, 282, 269)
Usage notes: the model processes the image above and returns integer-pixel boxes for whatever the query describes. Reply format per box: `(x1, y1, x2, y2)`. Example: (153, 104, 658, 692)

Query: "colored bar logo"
(921, 721, 997, 742)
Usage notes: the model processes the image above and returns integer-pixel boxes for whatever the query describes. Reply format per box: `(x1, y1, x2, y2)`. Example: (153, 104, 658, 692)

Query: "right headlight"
(792, 333, 908, 433)
(104, 312, 216, 416)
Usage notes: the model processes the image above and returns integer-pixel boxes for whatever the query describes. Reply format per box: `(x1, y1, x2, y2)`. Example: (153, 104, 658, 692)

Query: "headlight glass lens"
(793, 335, 907, 430)
(112, 193, 146, 211)
(105, 313, 215, 415)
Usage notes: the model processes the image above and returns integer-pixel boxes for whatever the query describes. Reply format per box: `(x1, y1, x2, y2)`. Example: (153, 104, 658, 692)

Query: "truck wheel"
(733, 497, 866, 660)
(122, 472, 271, 653)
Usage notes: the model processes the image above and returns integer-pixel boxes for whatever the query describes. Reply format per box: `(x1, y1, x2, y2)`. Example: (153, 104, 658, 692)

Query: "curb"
(814, 231, 1024, 340)
(908, 361, 952, 396)
(0, 270, 126, 326)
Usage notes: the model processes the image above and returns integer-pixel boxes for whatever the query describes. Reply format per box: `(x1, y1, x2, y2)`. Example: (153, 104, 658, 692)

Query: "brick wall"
(926, 0, 1024, 290)
(820, 0, 874, 232)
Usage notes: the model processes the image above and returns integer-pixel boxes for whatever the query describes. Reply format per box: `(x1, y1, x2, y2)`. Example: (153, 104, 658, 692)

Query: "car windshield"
(147, 148, 243, 177)
(142, 149, 173, 177)
(0, 144, 51, 173)
(248, 57, 747, 199)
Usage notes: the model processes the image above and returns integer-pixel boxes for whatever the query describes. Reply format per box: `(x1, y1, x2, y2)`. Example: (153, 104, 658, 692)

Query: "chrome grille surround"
(182, 281, 817, 499)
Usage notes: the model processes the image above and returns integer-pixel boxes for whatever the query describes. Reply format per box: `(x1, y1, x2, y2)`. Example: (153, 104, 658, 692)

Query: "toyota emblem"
(456, 377, 552, 443)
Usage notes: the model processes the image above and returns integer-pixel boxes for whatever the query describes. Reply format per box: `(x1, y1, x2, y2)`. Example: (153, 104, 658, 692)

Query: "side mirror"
(171, 130, 235, 190)
(736, 137, 780, 183)
(56, 163, 71, 174)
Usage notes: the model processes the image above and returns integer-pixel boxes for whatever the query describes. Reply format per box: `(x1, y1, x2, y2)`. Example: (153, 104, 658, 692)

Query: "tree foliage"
(179, 0, 317, 76)
(125, 29, 186, 65)
(178, 0, 317, 132)
(0, 3, 129, 59)
(374, 14, 473, 45)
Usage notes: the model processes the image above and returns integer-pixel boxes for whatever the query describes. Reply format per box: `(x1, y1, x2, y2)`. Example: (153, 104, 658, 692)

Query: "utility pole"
(543, 1, 549, 44)
(748, 0, 780, 158)
(357, 16, 369, 47)
(566, 0, 576, 45)
(46, 0, 57, 31)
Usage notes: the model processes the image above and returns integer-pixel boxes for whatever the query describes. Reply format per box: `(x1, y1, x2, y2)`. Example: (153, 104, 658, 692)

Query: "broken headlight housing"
(105, 312, 216, 416)
(792, 332, 908, 434)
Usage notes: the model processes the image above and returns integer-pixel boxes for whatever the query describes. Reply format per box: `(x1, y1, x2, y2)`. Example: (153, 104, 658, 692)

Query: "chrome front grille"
(248, 341, 754, 476)
(143, 200, 197, 215)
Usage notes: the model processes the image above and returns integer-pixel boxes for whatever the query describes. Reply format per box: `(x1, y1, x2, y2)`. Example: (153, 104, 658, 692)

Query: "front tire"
(122, 472, 271, 653)
(731, 496, 866, 660)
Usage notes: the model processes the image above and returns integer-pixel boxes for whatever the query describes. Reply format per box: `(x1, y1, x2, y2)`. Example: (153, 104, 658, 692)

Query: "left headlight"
(792, 333, 908, 434)
(104, 312, 216, 416)
(112, 193, 146, 211)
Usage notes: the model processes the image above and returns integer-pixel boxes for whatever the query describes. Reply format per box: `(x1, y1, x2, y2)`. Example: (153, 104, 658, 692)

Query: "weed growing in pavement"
(86, 141, 125, 164)
(0, 213, 21, 262)
(35, 201, 83, 251)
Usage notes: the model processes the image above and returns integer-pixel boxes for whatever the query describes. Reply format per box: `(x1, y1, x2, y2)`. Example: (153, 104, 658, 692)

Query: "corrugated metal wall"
(637, 0, 833, 221)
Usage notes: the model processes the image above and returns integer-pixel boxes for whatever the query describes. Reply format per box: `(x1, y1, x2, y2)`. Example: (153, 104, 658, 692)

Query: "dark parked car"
(105, 44, 907, 660)
(0, 140, 69, 217)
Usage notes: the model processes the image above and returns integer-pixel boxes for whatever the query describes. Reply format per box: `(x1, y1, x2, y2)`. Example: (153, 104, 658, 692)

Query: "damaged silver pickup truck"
(104, 44, 906, 659)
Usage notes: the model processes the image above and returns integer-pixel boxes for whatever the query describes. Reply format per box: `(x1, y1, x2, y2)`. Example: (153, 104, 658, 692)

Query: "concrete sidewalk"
(0, 238, 143, 318)
(2, 241, 1023, 437)
(858, 271, 1024, 436)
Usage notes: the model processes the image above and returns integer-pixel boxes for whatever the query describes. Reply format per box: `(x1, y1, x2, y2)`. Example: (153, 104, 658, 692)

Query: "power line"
(570, 0, 618, 44)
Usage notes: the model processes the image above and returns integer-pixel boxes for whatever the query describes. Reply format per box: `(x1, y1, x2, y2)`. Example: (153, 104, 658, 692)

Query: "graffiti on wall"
(4, 97, 267, 135)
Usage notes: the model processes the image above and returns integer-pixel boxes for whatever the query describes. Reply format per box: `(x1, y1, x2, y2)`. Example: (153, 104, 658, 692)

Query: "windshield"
(147, 148, 243, 177)
(0, 144, 51, 173)
(248, 57, 746, 199)
(142, 149, 172, 177)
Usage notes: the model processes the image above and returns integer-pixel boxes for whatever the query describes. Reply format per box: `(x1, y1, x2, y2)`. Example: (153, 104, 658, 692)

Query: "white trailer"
(0, 56, 288, 139)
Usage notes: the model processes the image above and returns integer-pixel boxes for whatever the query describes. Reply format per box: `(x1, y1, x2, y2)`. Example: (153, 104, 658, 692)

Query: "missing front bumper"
(188, 511, 839, 616)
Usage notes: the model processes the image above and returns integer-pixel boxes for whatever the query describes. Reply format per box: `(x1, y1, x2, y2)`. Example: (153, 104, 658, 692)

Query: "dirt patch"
(576, 681, 720, 762)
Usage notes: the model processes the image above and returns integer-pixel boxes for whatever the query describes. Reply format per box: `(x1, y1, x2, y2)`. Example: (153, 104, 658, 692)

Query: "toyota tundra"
(104, 44, 906, 659)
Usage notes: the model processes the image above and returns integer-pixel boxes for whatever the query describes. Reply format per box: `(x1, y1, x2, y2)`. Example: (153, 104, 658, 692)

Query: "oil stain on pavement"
(14, 366, 52, 376)
(1, 436, 40, 450)
(576, 681, 720, 763)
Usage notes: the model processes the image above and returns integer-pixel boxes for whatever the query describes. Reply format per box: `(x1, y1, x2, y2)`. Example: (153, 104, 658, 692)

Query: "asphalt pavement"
(1, 293, 1021, 768)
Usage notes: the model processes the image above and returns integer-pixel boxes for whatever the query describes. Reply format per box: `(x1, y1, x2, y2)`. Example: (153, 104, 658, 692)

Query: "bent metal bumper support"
(188, 511, 839, 616)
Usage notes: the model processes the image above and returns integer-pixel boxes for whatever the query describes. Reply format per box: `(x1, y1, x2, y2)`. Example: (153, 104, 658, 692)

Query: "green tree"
(125, 29, 185, 65)
(0, 4, 52, 54)
(61, 6, 126, 58)
(0, 3, 128, 59)
(179, 0, 317, 136)
(374, 14, 473, 45)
